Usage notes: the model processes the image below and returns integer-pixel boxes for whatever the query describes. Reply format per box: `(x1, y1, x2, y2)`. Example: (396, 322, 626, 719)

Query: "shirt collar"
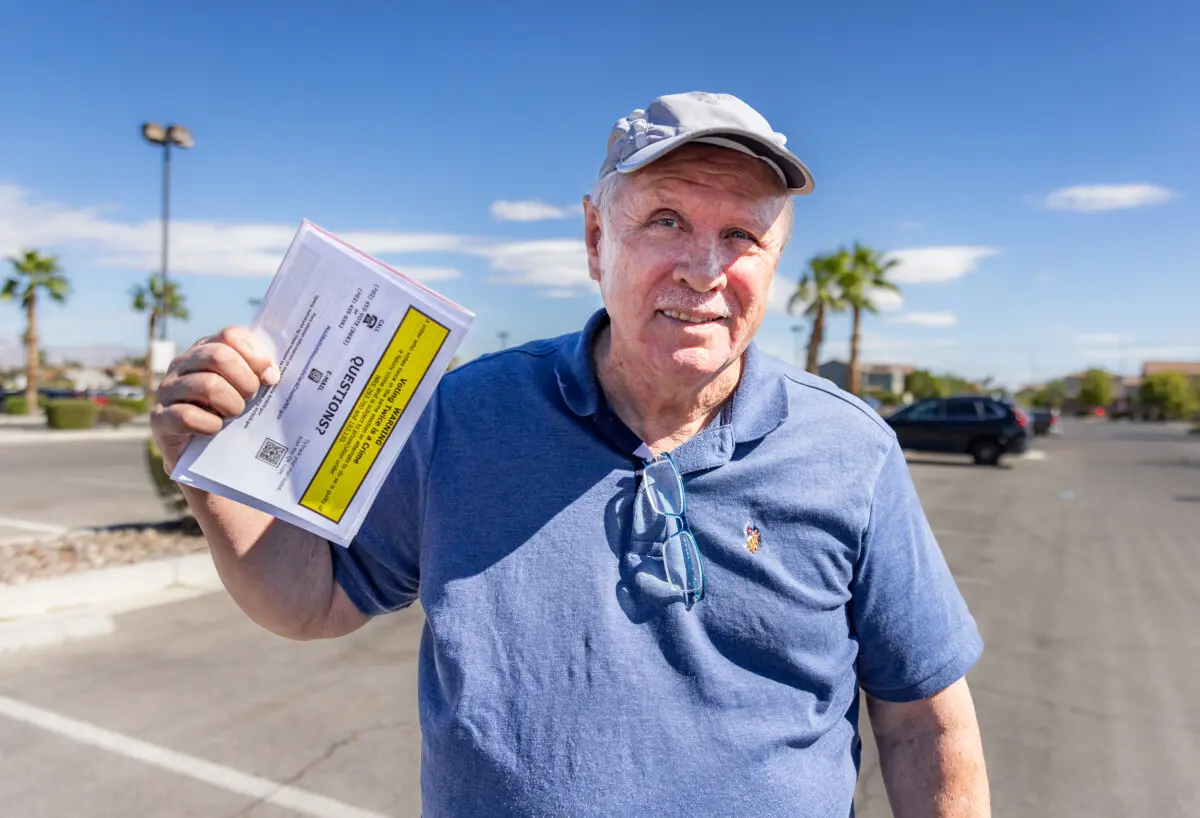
(555, 308, 790, 452)
(554, 308, 609, 419)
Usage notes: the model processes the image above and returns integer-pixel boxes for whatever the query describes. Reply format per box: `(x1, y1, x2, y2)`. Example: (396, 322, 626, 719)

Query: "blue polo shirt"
(331, 310, 982, 818)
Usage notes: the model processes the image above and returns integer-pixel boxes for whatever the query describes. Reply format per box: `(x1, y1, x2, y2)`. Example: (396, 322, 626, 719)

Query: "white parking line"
(0, 695, 391, 818)
(0, 517, 69, 535)
(1021, 450, 1047, 461)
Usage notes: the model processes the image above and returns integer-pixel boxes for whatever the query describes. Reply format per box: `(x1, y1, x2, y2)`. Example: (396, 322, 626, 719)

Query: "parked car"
(884, 395, 1031, 465)
(1029, 406, 1060, 435)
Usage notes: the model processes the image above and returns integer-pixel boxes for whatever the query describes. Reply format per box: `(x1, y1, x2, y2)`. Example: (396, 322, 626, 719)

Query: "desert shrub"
(107, 396, 148, 414)
(3, 395, 40, 414)
(98, 406, 137, 427)
(45, 399, 99, 430)
(146, 437, 189, 515)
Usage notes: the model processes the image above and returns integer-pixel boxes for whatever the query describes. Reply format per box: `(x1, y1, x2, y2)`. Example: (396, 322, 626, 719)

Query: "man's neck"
(593, 325, 742, 457)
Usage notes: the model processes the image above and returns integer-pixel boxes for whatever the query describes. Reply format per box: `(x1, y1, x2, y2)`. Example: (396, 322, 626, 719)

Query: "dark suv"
(884, 396, 1030, 465)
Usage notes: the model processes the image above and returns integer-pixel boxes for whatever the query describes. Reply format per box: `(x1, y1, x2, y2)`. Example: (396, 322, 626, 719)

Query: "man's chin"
(661, 344, 734, 377)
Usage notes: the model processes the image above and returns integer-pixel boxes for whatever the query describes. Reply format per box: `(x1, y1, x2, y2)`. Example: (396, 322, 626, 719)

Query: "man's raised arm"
(151, 326, 370, 641)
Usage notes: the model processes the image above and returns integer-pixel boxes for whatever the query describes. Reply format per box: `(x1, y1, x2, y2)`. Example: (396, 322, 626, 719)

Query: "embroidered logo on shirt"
(744, 522, 762, 554)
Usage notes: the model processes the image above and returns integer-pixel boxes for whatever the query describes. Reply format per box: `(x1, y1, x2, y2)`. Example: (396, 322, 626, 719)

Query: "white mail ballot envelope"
(172, 220, 474, 546)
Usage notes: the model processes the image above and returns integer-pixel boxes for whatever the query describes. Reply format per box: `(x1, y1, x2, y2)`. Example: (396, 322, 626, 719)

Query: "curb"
(0, 554, 222, 654)
(0, 428, 150, 446)
(0, 610, 116, 655)
(0, 553, 221, 620)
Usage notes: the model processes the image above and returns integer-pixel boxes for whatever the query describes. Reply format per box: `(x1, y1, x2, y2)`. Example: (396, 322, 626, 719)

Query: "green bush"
(3, 395, 41, 415)
(45, 399, 100, 430)
(98, 406, 137, 427)
(107, 396, 148, 414)
(1139, 372, 1200, 420)
(146, 437, 189, 515)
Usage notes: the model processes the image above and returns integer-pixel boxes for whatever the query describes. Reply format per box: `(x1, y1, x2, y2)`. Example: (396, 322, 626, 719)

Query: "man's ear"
(582, 196, 603, 284)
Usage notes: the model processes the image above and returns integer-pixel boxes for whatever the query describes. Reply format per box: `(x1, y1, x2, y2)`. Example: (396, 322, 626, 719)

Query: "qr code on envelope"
(256, 438, 288, 468)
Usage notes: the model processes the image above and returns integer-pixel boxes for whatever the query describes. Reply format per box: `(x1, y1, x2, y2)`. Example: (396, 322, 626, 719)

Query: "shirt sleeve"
(329, 389, 440, 616)
(851, 439, 983, 702)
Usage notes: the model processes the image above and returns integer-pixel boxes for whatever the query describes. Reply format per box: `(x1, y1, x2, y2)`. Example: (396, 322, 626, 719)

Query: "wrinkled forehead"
(621, 145, 790, 225)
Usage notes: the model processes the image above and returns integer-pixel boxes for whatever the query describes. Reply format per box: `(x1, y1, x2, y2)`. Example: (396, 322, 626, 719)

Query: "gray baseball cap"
(599, 91, 814, 195)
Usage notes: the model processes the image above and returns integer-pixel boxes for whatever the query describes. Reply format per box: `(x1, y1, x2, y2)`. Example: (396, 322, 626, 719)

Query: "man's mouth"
(659, 309, 726, 325)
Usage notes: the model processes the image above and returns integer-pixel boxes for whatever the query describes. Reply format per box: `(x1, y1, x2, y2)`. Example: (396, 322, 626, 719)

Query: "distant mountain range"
(0, 343, 141, 369)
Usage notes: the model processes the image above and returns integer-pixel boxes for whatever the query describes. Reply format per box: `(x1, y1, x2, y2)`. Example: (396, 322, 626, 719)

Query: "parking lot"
(1, 419, 1198, 816)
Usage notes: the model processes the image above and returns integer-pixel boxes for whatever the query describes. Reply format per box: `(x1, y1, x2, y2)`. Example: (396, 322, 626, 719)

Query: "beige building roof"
(859, 363, 915, 374)
(1142, 361, 1200, 377)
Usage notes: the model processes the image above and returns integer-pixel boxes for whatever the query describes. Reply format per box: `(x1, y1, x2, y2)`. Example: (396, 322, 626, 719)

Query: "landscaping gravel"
(0, 521, 206, 586)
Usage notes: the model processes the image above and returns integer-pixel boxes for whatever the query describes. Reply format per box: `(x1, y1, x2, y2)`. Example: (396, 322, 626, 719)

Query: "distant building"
(1142, 361, 1200, 378)
(818, 360, 914, 395)
(1062, 372, 1085, 400)
(61, 367, 115, 392)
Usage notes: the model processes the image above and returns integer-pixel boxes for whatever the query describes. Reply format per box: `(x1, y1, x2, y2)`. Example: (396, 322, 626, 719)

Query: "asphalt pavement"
(0, 419, 1197, 816)
(0, 436, 171, 540)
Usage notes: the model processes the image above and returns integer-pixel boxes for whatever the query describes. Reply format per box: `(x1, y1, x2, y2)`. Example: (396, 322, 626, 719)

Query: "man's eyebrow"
(638, 192, 774, 227)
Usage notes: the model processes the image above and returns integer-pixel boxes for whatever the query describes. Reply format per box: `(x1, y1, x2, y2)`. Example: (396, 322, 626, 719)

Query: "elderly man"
(152, 92, 990, 817)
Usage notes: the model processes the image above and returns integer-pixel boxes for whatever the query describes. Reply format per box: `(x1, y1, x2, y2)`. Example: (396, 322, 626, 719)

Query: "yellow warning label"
(300, 307, 449, 523)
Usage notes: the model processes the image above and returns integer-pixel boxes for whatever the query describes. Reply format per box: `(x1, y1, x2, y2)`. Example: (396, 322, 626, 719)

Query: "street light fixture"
(141, 122, 193, 341)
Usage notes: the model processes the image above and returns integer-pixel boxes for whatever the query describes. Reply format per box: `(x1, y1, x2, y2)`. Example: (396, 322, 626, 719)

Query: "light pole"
(141, 122, 194, 340)
(498, 331, 510, 350)
(791, 324, 804, 368)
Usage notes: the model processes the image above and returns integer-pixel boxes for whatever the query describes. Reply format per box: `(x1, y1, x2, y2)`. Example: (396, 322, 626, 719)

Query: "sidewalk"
(0, 415, 150, 445)
(0, 552, 221, 654)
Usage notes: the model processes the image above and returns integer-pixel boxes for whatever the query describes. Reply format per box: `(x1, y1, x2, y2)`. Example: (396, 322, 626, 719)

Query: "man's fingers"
(171, 342, 264, 400)
(151, 401, 224, 439)
(214, 326, 280, 385)
(157, 371, 248, 419)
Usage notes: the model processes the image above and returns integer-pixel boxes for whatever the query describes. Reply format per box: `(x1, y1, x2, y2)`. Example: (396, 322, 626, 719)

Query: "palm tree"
(840, 243, 900, 396)
(787, 251, 849, 374)
(131, 275, 190, 398)
(2, 251, 69, 415)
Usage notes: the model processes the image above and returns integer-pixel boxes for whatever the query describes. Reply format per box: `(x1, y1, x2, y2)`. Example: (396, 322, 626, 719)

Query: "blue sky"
(2, 0, 1197, 387)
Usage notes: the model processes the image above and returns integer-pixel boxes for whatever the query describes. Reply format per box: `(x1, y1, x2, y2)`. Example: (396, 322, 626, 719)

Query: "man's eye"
(728, 229, 756, 241)
(654, 217, 679, 229)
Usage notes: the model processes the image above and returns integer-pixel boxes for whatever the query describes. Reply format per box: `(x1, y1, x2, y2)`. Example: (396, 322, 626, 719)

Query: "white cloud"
(541, 288, 583, 299)
(489, 200, 581, 222)
(1073, 332, 1134, 346)
(479, 239, 592, 288)
(768, 276, 796, 315)
(867, 287, 904, 311)
(1041, 184, 1176, 213)
(0, 184, 469, 278)
(885, 246, 999, 284)
(888, 311, 958, 327)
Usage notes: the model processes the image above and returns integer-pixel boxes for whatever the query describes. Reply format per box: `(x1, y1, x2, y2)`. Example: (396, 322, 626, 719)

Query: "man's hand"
(867, 678, 991, 817)
(150, 327, 280, 471)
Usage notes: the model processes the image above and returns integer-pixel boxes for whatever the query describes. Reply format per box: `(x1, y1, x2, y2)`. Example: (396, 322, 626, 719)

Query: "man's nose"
(674, 235, 729, 292)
